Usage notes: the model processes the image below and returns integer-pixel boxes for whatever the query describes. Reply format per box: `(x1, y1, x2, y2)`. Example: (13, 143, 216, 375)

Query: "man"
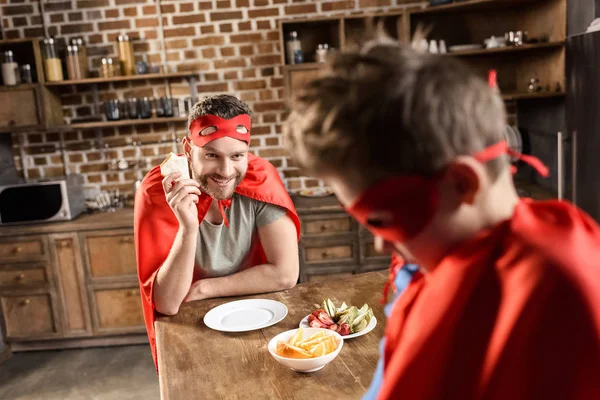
(284, 37, 600, 399)
(135, 95, 301, 369)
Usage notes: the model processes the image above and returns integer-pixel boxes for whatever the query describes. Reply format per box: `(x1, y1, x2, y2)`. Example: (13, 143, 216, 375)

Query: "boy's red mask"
(346, 141, 549, 244)
(186, 114, 251, 149)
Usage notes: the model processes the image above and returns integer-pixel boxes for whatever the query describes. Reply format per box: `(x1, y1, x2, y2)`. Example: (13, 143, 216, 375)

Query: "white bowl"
(267, 328, 344, 373)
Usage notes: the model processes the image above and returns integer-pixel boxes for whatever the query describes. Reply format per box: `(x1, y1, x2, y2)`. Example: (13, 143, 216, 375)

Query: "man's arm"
(153, 172, 201, 315)
(153, 228, 198, 315)
(184, 214, 299, 301)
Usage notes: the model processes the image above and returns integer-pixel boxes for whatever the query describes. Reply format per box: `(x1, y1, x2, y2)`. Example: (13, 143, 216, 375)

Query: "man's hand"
(183, 279, 208, 302)
(162, 171, 201, 232)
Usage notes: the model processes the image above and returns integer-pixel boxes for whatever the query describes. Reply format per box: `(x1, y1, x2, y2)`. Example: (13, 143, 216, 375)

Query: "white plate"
(299, 315, 377, 339)
(204, 299, 288, 332)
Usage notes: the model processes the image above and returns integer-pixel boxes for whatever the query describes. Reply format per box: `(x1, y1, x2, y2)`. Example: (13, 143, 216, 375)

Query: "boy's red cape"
(134, 153, 300, 371)
(379, 199, 600, 399)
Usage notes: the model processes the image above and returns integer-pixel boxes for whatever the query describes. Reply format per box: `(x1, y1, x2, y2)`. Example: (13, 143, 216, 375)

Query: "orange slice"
(276, 340, 312, 359)
(288, 328, 304, 347)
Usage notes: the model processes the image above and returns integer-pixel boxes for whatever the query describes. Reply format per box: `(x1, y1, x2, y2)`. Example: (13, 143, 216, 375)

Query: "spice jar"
(104, 99, 121, 121)
(139, 97, 152, 119)
(117, 34, 135, 76)
(66, 45, 82, 80)
(20, 64, 33, 84)
(2, 51, 18, 86)
(43, 38, 64, 82)
(101, 57, 116, 78)
(70, 37, 88, 78)
(286, 31, 303, 65)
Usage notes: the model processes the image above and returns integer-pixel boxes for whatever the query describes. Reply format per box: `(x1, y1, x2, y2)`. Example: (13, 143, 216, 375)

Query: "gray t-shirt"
(195, 194, 288, 278)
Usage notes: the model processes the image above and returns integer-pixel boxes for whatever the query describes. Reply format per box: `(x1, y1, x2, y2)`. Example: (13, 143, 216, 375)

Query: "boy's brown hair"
(283, 35, 508, 181)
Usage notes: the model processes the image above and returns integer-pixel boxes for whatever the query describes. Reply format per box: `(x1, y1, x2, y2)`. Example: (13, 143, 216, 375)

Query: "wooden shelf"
(501, 91, 565, 101)
(284, 63, 325, 71)
(411, 0, 540, 15)
(0, 83, 40, 92)
(69, 117, 187, 130)
(44, 72, 196, 86)
(447, 41, 565, 57)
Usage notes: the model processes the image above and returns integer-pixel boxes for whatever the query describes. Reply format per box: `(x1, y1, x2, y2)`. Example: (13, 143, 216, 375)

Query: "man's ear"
(445, 161, 480, 205)
(182, 136, 192, 158)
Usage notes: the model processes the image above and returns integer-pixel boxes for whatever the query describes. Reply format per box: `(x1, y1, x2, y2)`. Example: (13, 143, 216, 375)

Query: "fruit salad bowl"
(267, 328, 343, 373)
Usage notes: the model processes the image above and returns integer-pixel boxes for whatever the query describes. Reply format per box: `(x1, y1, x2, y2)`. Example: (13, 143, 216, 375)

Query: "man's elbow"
(278, 265, 299, 290)
(155, 302, 180, 316)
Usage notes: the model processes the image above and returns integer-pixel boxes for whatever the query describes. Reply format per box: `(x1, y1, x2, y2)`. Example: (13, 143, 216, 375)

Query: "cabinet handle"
(319, 225, 327, 232)
(57, 240, 71, 249)
(13, 246, 22, 254)
(20, 299, 30, 306)
(126, 290, 137, 297)
(119, 237, 133, 244)
(16, 273, 25, 282)
(321, 251, 329, 258)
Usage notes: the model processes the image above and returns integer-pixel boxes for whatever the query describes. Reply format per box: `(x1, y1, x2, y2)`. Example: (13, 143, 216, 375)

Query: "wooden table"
(156, 271, 387, 400)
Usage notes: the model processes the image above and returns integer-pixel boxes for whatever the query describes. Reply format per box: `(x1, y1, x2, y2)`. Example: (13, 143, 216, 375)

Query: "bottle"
(101, 57, 116, 78)
(43, 38, 64, 81)
(2, 51, 18, 86)
(20, 64, 33, 84)
(286, 31, 302, 65)
(117, 34, 135, 76)
(66, 45, 82, 80)
(71, 37, 88, 78)
(316, 44, 327, 63)
(429, 40, 439, 54)
(135, 54, 149, 75)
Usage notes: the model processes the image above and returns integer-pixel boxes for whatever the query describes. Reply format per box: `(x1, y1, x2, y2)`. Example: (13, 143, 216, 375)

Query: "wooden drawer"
(0, 265, 48, 288)
(285, 68, 325, 101)
(301, 266, 355, 283)
(1, 293, 59, 338)
(302, 215, 354, 236)
(0, 236, 47, 262)
(91, 287, 145, 332)
(301, 238, 357, 265)
(82, 230, 136, 279)
(0, 87, 42, 129)
(360, 242, 393, 264)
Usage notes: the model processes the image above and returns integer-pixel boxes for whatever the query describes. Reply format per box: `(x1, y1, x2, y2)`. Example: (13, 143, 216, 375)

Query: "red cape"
(134, 154, 300, 371)
(379, 200, 600, 399)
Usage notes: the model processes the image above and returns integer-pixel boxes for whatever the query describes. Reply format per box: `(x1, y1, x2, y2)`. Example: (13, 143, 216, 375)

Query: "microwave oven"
(0, 175, 85, 225)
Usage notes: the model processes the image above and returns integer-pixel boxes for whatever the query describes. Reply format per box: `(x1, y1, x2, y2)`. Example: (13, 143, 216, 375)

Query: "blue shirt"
(362, 264, 420, 400)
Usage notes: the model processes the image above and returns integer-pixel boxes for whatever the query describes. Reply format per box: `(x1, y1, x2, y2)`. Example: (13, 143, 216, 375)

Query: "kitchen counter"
(155, 271, 386, 399)
(0, 208, 135, 237)
(0, 194, 341, 237)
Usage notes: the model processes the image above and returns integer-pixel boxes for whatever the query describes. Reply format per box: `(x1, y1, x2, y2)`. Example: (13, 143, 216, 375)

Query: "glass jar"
(20, 64, 33, 84)
(66, 45, 82, 80)
(2, 50, 18, 86)
(286, 31, 303, 65)
(43, 37, 64, 81)
(101, 57, 116, 78)
(70, 37, 88, 78)
(139, 97, 152, 119)
(117, 34, 135, 76)
(104, 99, 121, 121)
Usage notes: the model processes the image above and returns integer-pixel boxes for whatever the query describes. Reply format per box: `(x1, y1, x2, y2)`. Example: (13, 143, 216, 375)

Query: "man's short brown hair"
(188, 94, 253, 130)
(283, 36, 508, 181)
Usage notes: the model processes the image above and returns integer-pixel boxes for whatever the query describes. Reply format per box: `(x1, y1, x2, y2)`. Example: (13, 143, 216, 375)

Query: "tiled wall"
(1, 0, 422, 197)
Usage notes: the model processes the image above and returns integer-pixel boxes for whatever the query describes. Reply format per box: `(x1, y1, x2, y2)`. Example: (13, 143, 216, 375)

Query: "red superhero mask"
(182, 114, 252, 227)
(186, 114, 252, 148)
(346, 141, 549, 244)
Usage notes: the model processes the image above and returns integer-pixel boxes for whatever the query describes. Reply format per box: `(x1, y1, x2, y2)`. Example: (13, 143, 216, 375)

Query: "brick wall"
(2, 0, 423, 198)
